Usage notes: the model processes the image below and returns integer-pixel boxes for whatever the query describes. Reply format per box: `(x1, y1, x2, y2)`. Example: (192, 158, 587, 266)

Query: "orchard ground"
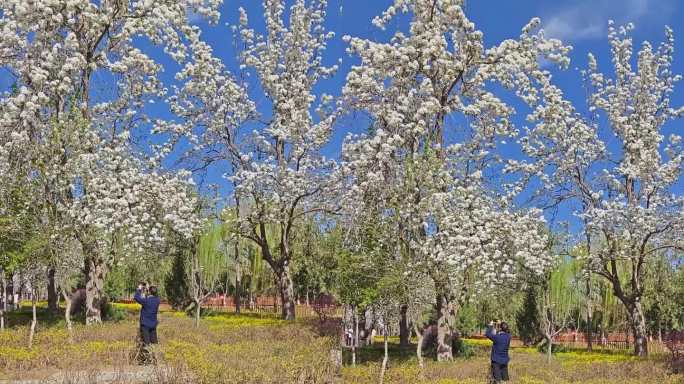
(0, 303, 681, 384)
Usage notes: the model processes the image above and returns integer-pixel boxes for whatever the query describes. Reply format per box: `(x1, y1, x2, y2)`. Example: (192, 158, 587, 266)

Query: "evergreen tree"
(165, 249, 191, 311)
(516, 285, 541, 346)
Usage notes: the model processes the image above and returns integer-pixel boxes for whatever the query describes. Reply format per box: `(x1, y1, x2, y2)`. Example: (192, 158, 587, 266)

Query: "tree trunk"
(47, 267, 58, 314)
(658, 321, 662, 343)
(305, 285, 310, 307)
(399, 304, 409, 350)
(586, 288, 593, 351)
(413, 322, 425, 370)
(195, 298, 201, 327)
(235, 241, 241, 315)
(233, 195, 242, 315)
(629, 301, 648, 357)
(546, 334, 552, 363)
(84, 254, 107, 325)
(276, 264, 296, 320)
(61, 288, 74, 343)
(1, 268, 6, 331)
(379, 325, 389, 384)
(436, 293, 454, 361)
(352, 305, 358, 367)
(364, 307, 375, 347)
(12, 272, 20, 310)
(585, 228, 593, 352)
(28, 288, 37, 349)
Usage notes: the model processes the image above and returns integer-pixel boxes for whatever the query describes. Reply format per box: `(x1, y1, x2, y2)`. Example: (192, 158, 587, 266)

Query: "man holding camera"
(486, 319, 511, 383)
(134, 282, 160, 346)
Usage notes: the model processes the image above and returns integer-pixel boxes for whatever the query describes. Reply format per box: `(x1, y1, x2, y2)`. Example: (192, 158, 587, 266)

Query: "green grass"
(0, 307, 680, 383)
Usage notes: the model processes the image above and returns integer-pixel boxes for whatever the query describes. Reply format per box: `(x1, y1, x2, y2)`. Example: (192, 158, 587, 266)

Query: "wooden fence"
(202, 294, 343, 319)
(553, 331, 671, 354)
(117, 294, 342, 319)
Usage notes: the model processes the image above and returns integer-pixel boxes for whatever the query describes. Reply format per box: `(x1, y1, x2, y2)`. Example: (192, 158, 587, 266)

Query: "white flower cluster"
(510, 22, 684, 268)
(156, 0, 339, 248)
(423, 187, 552, 292)
(339, 0, 566, 304)
(0, 0, 220, 266)
(67, 145, 200, 250)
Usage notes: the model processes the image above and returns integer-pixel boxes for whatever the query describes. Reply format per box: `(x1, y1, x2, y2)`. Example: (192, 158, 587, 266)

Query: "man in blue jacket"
(486, 320, 511, 383)
(134, 282, 160, 346)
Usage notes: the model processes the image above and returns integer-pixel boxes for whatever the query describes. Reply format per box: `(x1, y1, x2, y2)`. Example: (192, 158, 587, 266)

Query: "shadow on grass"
(341, 341, 423, 366)
(202, 309, 281, 320)
(4, 305, 65, 329)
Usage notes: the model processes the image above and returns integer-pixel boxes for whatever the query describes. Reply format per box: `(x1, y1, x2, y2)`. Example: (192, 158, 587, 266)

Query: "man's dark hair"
(499, 321, 510, 334)
(149, 286, 158, 296)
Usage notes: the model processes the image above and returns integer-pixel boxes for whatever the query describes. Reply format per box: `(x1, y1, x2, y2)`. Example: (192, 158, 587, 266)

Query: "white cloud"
(540, 0, 675, 41)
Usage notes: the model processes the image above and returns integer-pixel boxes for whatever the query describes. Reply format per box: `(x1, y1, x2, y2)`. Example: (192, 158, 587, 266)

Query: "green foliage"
(102, 303, 126, 322)
(453, 337, 475, 358)
(335, 249, 378, 307)
(165, 248, 191, 310)
(455, 304, 478, 337)
(103, 267, 128, 302)
(517, 286, 542, 346)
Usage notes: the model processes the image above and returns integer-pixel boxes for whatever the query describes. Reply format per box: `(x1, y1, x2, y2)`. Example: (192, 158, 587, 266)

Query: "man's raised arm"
(485, 321, 496, 340)
(134, 285, 147, 305)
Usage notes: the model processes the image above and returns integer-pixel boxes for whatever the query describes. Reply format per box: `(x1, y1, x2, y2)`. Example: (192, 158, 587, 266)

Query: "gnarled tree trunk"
(61, 288, 74, 343)
(413, 322, 425, 370)
(628, 300, 648, 357)
(436, 293, 455, 361)
(276, 263, 296, 320)
(84, 252, 108, 325)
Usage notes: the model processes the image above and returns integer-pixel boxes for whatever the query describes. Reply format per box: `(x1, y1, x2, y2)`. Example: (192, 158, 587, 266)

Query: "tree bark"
(235, 241, 241, 314)
(364, 307, 374, 346)
(47, 267, 58, 314)
(399, 304, 410, 350)
(28, 288, 37, 349)
(352, 305, 358, 367)
(379, 324, 389, 384)
(628, 300, 648, 357)
(234, 194, 242, 315)
(413, 322, 425, 370)
(585, 273, 593, 352)
(436, 293, 455, 361)
(61, 288, 74, 343)
(84, 253, 108, 325)
(1, 268, 6, 331)
(12, 272, 20, 310)
(276, 263, 296, 320)
(194, 298, 201, 327)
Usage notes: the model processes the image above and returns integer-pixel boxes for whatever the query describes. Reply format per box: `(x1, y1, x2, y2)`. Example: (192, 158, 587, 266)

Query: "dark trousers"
(140, 326, 158, 345)
(491, 362, 509, 382)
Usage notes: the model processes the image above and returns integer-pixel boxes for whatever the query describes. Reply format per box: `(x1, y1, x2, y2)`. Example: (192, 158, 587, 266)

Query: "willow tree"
(189, 222, 232, 326)
(538, 257, 581, 362)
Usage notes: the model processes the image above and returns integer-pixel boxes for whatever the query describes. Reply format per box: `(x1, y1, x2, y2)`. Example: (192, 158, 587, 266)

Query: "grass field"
(0, 303, 681, 383)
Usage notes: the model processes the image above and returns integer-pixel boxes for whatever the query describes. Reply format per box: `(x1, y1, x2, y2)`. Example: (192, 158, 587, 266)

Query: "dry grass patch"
(0, 310, 336, 383)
